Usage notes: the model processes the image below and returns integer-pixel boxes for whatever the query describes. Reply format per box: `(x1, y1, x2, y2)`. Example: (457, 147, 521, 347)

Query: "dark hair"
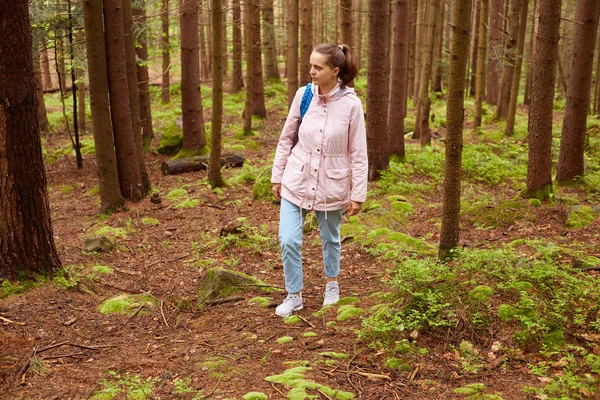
(313, 43, 359, 88)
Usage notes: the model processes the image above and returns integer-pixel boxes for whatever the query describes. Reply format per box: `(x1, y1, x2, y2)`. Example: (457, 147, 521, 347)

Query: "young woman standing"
(271, 44, 367, 317)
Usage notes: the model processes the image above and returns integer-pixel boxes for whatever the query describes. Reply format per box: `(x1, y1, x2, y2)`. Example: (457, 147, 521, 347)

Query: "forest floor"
(1, 90, 600, 399)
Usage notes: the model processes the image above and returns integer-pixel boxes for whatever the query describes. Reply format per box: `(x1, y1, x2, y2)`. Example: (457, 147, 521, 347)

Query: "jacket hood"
(312, 82, 355, 102)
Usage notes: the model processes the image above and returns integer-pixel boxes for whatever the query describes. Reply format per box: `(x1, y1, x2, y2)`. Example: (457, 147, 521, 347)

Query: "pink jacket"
(271, 83, 368, 211)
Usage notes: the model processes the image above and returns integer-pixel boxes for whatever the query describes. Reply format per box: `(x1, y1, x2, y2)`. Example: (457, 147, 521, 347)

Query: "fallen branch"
(350, 370, 391, 381)
(297, 315, 315, 329)
(346, 354, 362, 396)
(270, 382, 287, 397)
(160, 300, 170, 328)
(161, 153, 245, 175)
(0, 316, 26, 326)
(145, 253, 191, 269)
(204, 296, 245, 306)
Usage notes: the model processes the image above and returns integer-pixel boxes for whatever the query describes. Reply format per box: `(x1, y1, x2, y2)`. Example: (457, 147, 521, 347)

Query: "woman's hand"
(345, 200, 362, 217)
(272, 183, 282, 200)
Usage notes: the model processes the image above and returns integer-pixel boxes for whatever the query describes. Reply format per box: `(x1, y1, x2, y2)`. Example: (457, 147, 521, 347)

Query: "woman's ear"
(333, 67, 340, 77)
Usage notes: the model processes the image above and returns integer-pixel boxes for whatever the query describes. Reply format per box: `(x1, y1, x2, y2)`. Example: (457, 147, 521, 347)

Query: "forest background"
(1, 0, 600, 398)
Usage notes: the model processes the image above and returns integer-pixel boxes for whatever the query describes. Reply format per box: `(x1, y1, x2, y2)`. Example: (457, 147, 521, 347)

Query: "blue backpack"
(291, 83, 313, 152)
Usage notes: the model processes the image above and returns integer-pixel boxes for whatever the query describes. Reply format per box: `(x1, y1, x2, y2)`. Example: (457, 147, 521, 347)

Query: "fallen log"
(161, 153, 245, 175)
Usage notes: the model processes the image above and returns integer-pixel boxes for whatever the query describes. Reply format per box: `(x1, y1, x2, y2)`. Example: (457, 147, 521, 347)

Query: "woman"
(271, 43, 368, 317)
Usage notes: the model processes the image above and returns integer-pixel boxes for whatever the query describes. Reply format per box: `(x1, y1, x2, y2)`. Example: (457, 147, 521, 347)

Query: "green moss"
(243, 392, 268, 400)
(302, 332, 318, 338)
(326, 321, 336, 327)
(141, 217, 160, 226)
(249, 296, 270, 307)
(336, 305, 364, 321)
(528, 198, 542, 207)
(165, 188, 188, 201)
(337, 296, 360, 305)
(276, 336, 294, 344)
(468, 285, 494, 302)
(157, 124, 183, 155)
(265, 367, 354, 400)
(94, 225, 127, 238)
(284, 315, 303, 324)
(453, 383, 487, 395)
(468, 200, 535, 228)
(497, 304, 518, 322)
(99, 294, 157, 315)
(92, 265, 113, 275)
(197, 357, 228, 371)
(390, 201, 413, 213)
(385, 357, 409, 370)
(253, 173, 276, 202)
(362, 200, 383, 212)
(542, 329, 564, 351)
(523, 184, 554, 201)
(312, 305, 334, 317)
(175, 199, 200, 209)
(565, 206, 595, 228)
(319, 352, 348, 359)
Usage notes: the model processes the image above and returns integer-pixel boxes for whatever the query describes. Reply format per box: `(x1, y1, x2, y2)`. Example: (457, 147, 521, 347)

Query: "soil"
(0, 113, 594, 399)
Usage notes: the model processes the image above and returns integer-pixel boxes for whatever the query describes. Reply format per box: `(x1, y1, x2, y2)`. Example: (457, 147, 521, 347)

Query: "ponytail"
(313, 43, 359, 88)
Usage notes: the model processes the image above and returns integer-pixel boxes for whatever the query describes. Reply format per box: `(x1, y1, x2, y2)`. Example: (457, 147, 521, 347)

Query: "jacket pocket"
(325, 168, 350, 202)
(282, 160, 305, 194)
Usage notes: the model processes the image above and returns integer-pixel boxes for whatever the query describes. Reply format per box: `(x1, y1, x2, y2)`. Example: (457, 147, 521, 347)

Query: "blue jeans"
(278, 197, 343, 293)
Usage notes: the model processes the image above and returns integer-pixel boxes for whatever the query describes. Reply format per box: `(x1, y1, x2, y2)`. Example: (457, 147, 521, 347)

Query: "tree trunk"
(199, 0, 211, 81)
(556, 0, 600, 183)
(286, 0, 299, 107)
(505, 0, 530, 136)
(161, 0, 171, 103)
(244, 0, 253, 133)
(438, 0, 472, 260)
(0, 0, 62, 280)
(595, 26, 600, 115)
(133, 2, 155, 142)
(40, 36, 54, 90)
(496, 0, 523, 119)
(486, 0, 502, 104)
(408, 0, 418, 99)
(56, 32, 67, 93)
(413, 0, 428, 103)
(122, 0, 150, 195)
(251, 0, 267, 117)
(469, 0, 480, 97)
(340, 0, 352, 45)
(416, 0, 441, 147)
(263, 0, 280, 81)
(180, 0, 206, 150)
(104, 0, 145, 201)
(474, 0, 488, 129)
(353, 0, 363, 70)
(388, 0, 410, 158)
(523, 0, 536, 105)
(367, 0, 390, 180)
(433, 0, 445, 93)
(231, 0, 244, 92)
(300, 0, 313, 86)
(209, 0, 225, 187)
(34, 39, 50, 132)
(526, 0, 561, 198)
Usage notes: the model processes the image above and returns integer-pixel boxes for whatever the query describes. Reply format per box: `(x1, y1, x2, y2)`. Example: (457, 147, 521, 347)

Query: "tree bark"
(122, 0, 150, 195)
(0, 0, 62, 280)
(82, 0, 123, 212)
(340, 0, 353, 45)
(469, 0, 480, 97)
(300, 0, 313, 86)
(353, 0, 363, 70)
(180, 0, 206, 150)
(161, 0, 171, 103)
(474, 0, 488, 129)
(486, 0, 503, 104)
(40, 36, 54, 90)
(408, 0, 418, 99)
(231, 0, 244, 92)
(413, 0, 428, 103)
(523, 0, 537, 105)
(367, 0, 390, 180)
(250, 0, 267, 117)
(388, 0, 410, 158)
(526, 0, 561, 198)
(244, 0, 253, 133)
(505, 0, 530, 136)
(34, 40, 50, 132)
(495, 0, 523, 119)
(556, 0, 600, 183)
(133, 2, 155, 142)
(439, 0, 472, 260)
(199, 0, 211, 81)
(433, 0, 445, 93)
(286, 0, 299, 107)
(209, 0, 225, 187)
(263, 0, 280, 81)
(104, 0, 145, 201)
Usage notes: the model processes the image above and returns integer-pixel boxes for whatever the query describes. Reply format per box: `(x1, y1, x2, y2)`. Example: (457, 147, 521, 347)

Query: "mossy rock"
(157, 124, 183, 155)
(99, 293, 158, 315)
(197, 268, 264, 306)
(467, 199, 535, 228)
(566, 205, 595, 228)
(362, 200, 383, 213)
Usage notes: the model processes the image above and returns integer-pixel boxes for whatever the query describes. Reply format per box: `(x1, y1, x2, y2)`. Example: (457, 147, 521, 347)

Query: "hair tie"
(338, 45, 344, 51)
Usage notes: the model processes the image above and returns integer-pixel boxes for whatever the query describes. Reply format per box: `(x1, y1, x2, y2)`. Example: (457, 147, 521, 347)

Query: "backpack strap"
(291, 83, 313, 152)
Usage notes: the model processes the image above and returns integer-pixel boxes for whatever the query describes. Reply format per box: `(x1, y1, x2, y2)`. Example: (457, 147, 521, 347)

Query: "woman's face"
(309, 51, 339, 87)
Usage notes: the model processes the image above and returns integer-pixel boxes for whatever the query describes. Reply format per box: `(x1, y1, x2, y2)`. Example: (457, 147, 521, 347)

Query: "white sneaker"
(323, 281, 340, 306)
(275, 293, 303, 317)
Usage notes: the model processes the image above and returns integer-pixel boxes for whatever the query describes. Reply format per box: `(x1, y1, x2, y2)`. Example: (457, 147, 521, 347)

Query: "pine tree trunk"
(433, 0, 445, 93)
(263, 0, 280, 81)
(367, 0, 390, 180)
(199, 0, 211, 81)
(122, 0, 150, 195)
(352, 0, 363, 70)
(56, 32, 67, 93)
(251, 0, 267, 117)
(35, 40, 50, 132)
(417, 0, 441, 146)
(0, 0, 62, 280)
(231, 0, 244, 92)
(76, 67, 86, 133)
(523, 0, 537, 105)
(222, 7, 228, 78)
(340, 0, 352, 45)
(300, 0, 313, 86)
(505, 0, 529, 136)
(407, 0, 418, 99)
(413, 0, 428, 103)
(83, 0, 123, 212)
(40, 36, 54, 90)
(556, 0, 600, 182)
(180, 0, 206, 149)
(526, 0, 561, 198)
(161, 0, 171, 103)
(209, 0, 225, 187)
(133, 2, 154, 141)
(486, 0, 503, 104)
(474, 0, 489, 129)
(469, 0, 480, 97)
(104, 0, 144, 201)
(286, 0, 299, 107)
(595, 28, 600, 115)
(389, 0, 410, 158)
(439, 0, 472, 260)
(496, 0, 523, 119)
(244, 0, 253, 133)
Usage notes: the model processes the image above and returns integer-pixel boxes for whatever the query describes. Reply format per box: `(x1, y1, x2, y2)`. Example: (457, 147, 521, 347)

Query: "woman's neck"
(318, 80, 338, 95)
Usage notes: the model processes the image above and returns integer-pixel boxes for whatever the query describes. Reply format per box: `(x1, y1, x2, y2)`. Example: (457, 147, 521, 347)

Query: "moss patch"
(276, 336, 294, 344)
(99, 294, 157, 315)
(336, 305, 364, 321)
(566, 206, 595, 228)
(248, 296, 270, 307)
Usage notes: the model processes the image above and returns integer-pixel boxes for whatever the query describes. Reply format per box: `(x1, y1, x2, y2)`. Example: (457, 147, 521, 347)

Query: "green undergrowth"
(265, 366, 354, 399)
(90, 371, 156, 400)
